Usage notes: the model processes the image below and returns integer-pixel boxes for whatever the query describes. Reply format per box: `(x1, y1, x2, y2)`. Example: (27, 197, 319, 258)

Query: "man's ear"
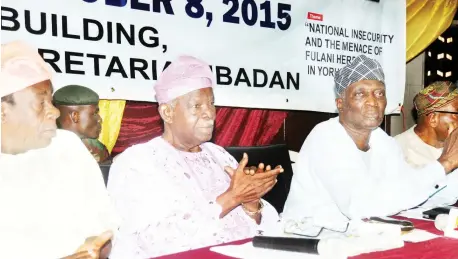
(70, 110, 80, 123)
(427, 112, 439, 128)
(1, 101, 11, 124)
(158, 103, 174, 124)
(1, 104, 5, 124)
(336, 97, 344, 113)
(159, 103, 174, 124)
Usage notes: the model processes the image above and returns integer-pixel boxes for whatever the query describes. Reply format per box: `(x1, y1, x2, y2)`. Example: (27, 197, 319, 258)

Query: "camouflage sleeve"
(81, 138, 111, 163)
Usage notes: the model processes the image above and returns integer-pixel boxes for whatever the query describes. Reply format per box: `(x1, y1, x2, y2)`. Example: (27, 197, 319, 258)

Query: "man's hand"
(244, 163, 283, 176)
(226, 153, 283, 203)
(61, 231, 113, 259)
(242, 163, 282, 211)
(216, 153, 283, 219)
(439, 128, 458, 174)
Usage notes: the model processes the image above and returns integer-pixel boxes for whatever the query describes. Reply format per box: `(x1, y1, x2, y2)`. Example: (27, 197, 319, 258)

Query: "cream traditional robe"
(283, 117, 446, 229)
(0, 129, 119, 259)
(395, 126, 443, 168)
(395, 125, 458, 208)
(107, 137, 279, 259)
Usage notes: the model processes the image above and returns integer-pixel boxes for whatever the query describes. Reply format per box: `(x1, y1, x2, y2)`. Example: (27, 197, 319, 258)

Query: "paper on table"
(369, 214, 438, 242)
(317, 222, 404, 258)
(401, 229, 439, 243)
(209, 241, 341, 259)
(210, 222, 405, 259)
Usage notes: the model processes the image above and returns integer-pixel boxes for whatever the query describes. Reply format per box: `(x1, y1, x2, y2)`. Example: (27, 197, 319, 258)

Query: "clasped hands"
(224, 153, 283, 210)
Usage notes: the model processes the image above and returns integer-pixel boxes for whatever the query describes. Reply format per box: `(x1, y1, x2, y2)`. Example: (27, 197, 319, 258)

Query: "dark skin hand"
(61, 231, 113, 259)
(243, 163, 282, 222)
(438, 127, 458, 174)
(414, 99, 458, 149)
(216, 153, 283, 224)
(244, 163, 282, 176)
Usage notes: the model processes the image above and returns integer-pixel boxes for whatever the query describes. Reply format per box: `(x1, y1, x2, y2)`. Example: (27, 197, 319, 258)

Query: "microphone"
(252, 236, 320, 254)
(434, 214, 458, 231)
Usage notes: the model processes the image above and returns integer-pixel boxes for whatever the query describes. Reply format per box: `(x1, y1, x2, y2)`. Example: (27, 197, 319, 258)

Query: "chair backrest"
(225, 144, 293, 213)
(99, 160, 112, 187)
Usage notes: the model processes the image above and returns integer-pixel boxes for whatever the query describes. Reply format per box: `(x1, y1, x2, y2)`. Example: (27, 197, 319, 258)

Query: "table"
(155, 218, 458, 259)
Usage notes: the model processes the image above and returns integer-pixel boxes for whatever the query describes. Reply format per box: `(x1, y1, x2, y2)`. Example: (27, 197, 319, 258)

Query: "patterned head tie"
(334, 55, 385, 96)
(414, 81, 458, 116)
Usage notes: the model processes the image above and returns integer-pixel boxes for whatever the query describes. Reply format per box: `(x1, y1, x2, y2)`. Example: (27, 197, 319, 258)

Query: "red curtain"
(111, 102, 162, 155)
(214, 107, 287, 147)
(112, 101, 287, 156)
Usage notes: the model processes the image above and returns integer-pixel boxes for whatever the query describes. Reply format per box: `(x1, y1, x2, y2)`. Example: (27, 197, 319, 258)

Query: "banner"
(1, 0, 406, 113)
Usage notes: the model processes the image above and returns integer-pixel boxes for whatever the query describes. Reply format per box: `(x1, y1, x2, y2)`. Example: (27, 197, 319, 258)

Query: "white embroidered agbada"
(0, 129, 119, 259)
(282, 117, 446, 228)
(107, 137, 279, 258)
(395, 125, 458, 208)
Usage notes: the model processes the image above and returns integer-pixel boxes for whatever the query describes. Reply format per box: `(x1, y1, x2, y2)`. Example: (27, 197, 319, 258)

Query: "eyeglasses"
(424, 110, 458, 116)
(432, 111, 458, 115)
(283, 218, 350, 238)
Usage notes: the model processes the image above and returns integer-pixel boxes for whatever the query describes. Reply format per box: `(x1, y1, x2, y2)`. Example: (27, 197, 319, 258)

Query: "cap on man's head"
(334, 55, 385, 96)
(154, 55, 213, 104)
(0, 41, 52, 98)
(53, 85, 99, 106)
(414, 81, 458, 116)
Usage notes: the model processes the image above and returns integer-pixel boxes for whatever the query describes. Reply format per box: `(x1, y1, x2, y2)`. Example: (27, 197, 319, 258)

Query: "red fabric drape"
(112, 101, 287, 156)
(214, 107, 287, 147)
(111, 102, 162, 155)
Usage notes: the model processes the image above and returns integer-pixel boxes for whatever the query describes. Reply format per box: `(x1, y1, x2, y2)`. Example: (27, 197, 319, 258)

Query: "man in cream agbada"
(0, 41, 118, 259)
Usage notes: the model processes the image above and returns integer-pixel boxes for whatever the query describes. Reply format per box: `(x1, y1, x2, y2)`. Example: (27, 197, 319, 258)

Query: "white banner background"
(1, 0, 406, 113)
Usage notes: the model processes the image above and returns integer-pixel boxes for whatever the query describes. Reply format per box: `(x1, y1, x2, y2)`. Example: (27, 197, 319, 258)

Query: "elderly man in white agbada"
(107, 55, 283, 258)
(395, 81, 458, 209)
(0, 41, 119, 259)
(282, 55, 458, 230)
